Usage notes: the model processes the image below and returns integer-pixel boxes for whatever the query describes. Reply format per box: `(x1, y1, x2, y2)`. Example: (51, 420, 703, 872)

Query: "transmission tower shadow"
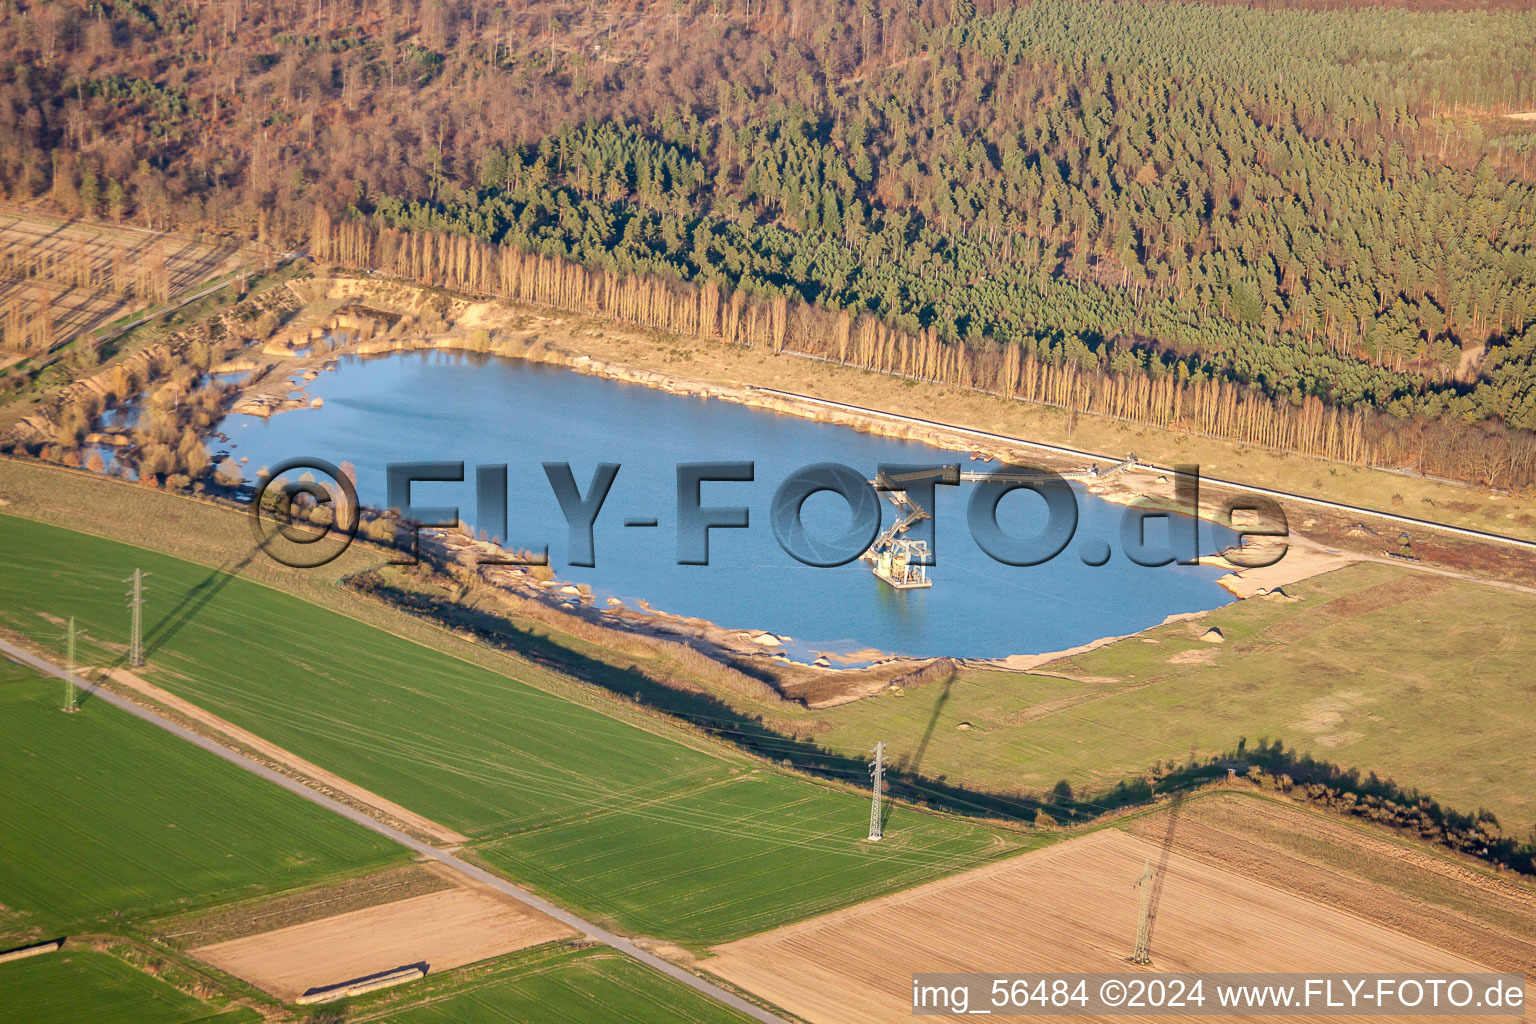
(903, 678, 952, 777)
(1144, 791, 1184, 951)
(142, 545, 261, 658)
(74, 545, 262, 707)
(889, 676, 953, 830)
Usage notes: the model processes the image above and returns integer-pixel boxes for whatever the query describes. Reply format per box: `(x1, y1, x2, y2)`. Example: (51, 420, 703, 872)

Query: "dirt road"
(0, 636, 790, 1024)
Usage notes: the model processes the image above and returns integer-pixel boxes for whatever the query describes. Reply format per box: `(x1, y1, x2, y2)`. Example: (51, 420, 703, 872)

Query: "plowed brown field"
(192, 886, 575, 999)
(707, 830, 1522, 1023)
(1122, 793, 1536, 976)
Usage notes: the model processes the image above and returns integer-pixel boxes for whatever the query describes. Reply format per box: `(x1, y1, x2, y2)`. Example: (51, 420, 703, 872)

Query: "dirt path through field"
(106, 668, 470, 845)
(3, 637, 788, 1024)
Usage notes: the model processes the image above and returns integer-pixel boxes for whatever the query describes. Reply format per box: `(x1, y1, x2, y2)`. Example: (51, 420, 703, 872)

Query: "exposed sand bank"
(1206, 537, 1356, 599)
(969, 609, 1213, 673)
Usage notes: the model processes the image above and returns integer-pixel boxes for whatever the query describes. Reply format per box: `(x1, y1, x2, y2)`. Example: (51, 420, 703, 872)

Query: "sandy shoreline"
(964, 609, 1212, 673)
(219, 287, 1358, 683)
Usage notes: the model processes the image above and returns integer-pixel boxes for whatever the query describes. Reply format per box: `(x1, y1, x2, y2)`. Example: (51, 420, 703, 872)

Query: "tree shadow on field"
(353, 570, 1231, 832)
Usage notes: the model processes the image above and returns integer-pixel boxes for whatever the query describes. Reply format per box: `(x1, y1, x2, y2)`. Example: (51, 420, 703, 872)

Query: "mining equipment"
(861, 466, 955, 589)
(861, 458, 1136, 589)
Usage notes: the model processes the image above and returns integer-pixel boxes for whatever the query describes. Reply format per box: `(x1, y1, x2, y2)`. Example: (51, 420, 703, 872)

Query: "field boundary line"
(1113, 793, 1536, 970)
(711, 830, 1110, 952)
(0, 635, 793, 1024)
(1157, 784, 1536, 892)
(1144, 793, 1536, 917)
(0, 477, 1040, 835)
(0, 492, 1025, 843)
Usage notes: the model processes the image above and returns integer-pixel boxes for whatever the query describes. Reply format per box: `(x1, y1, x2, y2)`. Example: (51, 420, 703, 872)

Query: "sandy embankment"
(421, 529, 824, 671)
(1086, 471, 1358, 599)
(972, 609, 1213, 673)
(969, 537, 1353, 671)
(106, 668, 469, 845)
(1203, 538, 1354, 599)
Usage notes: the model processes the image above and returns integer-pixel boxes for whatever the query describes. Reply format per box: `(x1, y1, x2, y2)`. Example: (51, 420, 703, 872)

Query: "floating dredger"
(861, 459, 1136, 589)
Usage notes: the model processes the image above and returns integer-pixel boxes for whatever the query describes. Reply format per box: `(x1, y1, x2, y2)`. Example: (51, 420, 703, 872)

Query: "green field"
(807, 561, 1536, 833)
(476, 769, 1026, 944)
(0, 662, 404, 935)
(358, 947, 753, 1024)
(0, 949, 257, 1024)
(0, 514, 1026, 944)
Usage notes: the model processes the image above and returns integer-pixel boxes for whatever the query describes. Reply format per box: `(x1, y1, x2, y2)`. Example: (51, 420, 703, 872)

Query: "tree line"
(0, 242, 171, 303)
(1239, 738, 1535, 875)
(313, 213, 1536, 486)
(7, 0, 1536, 485)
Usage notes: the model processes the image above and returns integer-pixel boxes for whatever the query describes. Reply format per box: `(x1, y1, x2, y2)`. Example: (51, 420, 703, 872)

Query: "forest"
(5, 0, 1536, 484)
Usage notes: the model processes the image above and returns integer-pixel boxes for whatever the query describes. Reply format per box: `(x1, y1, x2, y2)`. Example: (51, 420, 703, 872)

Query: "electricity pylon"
(63, 616, 79, 712)
(126, 568, 146, 668)
(867, 742, 886, 841)
(1132, 857, 1157, 964)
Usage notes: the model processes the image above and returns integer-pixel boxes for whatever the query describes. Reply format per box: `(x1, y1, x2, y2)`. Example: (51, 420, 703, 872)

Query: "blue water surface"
(214, 351, 1237, 659)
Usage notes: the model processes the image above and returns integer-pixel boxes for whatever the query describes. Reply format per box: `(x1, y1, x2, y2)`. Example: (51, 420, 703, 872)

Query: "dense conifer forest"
(6, 0, 1536, 483)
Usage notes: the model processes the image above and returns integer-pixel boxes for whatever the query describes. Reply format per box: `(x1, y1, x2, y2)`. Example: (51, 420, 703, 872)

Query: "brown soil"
(191, 886, 576, 1000)
(1121, 793, 1536, 976)
(706, 829, 1520, 1024)
(1314, 574, 1453, 619)
(154, 864, 456, 948)
(106, 668, 470, 845)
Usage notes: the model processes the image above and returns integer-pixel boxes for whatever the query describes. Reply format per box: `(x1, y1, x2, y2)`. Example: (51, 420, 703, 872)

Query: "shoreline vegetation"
(8, 494, 1536, 883)
(13, 0, 1536, 489)
(7, 1, 1536, 1015)
(212, 277, 1354, 672)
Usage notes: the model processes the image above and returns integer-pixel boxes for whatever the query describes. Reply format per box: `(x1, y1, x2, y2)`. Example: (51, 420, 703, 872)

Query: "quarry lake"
(215, 351, 1239, 660)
